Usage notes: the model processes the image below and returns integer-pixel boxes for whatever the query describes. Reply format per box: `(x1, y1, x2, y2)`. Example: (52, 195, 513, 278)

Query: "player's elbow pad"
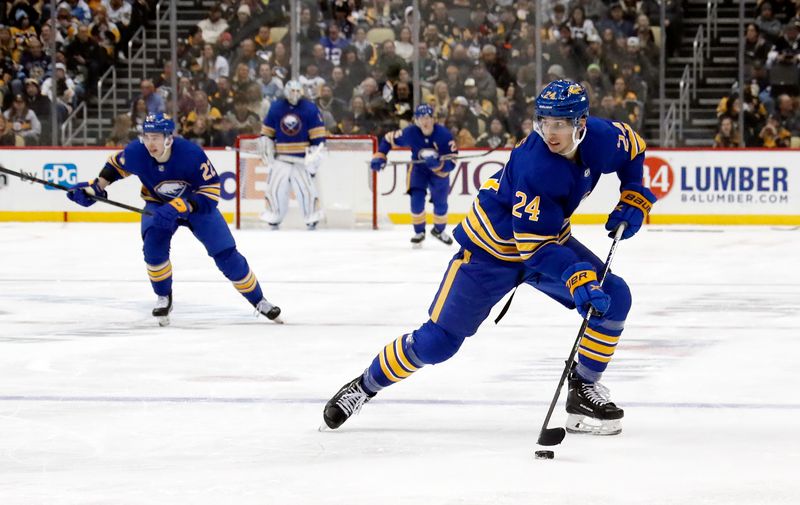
(187, 193, 218, 213)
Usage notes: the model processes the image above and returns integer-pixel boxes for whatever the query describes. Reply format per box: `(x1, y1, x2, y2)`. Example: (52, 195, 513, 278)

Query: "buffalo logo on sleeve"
(280, 113, 303, 136)
(155, 180, 191, 199)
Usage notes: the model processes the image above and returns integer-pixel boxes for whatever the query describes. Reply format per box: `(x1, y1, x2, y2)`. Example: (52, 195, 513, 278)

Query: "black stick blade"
(537, 427, 566, 446)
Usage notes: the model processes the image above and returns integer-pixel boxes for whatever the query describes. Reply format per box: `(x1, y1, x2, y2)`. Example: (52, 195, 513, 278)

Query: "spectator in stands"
(228, 4, 253, 40)
(598, 93, 628, 122)
(300, 62, 325, 100)
(3, 92, 40, 144)
(394, 26, 414, 63)
(106, 0, 132, 35)
(257, 62, 283, 102)
(775, 93, 800, 134)
(745, 23, 773, 67)
(568, 6, 598, 42)
(429, 1, 458, 38)
(714, 115, 743, 147)
(210, 75, 234, 114)
(320, 23, 349, 67)
(197, 5, 228, 45)
(446, 112, 476, 147)
(332, 111, 360, 134)
(66, 24, 111, 99)
(106, 113, 135, 146)
(10, 9, 37, 48)
(130, 97, 147, 135)
(471, 62, 498, 104)
(183, 114, 215, 146)
(64, 0, 92, 24)
(268, 42, 290, 80)
(756, 2, 784, 43)
(0, 113, 24, 145)
(770, 19, 800, 58)
(390, 80, 413, 126)
(298, 6, 322, 59)
(585, 62, 612, 100)
(17, 38, 50, 91)
(351, 27, 376, 66)
(230, 39, 260, 80)
(308, 43, 334, 81)
(476, 116, 514, 148)
(23, 78, 54, 140)
(598, 3, 634, 38)
(216, 31, 235, 61)
(464, 77, 493, 119)
(55, 4, 78, 42)
(451, 95, 481, 139)
(349, 94, 374, 132)
(232, 62, 254, 94)
(226, 94, 260, 135)
(317, 83, 345, 124)
(254, 25, 276, 61)
(197, 43, 229, 81)
(377, 40, 407, 80)
(182, 88, 222, 133)
(634, 14, 659, 63)
(137, 79, 165, 114)
(480, 44, 512, 92)
(759, 112, 791, 146)
(90, 6, 121, 60)
(40, 63, 77, 114)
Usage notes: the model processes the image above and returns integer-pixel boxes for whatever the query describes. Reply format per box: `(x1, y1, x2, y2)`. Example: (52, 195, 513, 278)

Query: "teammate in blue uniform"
(323, 80, 657, 435)
(371, 104, 458, 247)
(66, 114, 283, 326)
(260, 80, 327, 230)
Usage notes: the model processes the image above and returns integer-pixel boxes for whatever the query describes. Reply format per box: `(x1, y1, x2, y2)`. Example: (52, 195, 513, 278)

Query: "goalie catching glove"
(605, 183, 656, 240)
(562, 262, 611, 318)
(66, 179, 107, 207)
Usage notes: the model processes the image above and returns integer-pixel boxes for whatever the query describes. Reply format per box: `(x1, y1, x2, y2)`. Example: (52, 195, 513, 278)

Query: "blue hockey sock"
(214, 248, 264, 306)
(146, 260, 173, 296)
(576, 321, 624, 382)
(410, 190, 426, 234)
(361, 333, 425, 394)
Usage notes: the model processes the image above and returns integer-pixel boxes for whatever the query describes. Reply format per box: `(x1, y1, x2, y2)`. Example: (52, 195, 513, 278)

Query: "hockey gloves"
(153, 198, 191, 229)
(563, 262, 611, 318)
(66, 179, 107, 207)
(605, 183, 657, 240)
(370, 156, 386, 171)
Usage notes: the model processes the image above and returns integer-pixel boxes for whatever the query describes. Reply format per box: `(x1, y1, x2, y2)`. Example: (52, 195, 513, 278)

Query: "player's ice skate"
(565, 371, 624, 436)
(152, 294, 172, 327)
(255, 298, 284, 324)
(410, 232, 425, 248)
(321, 376, 375, 430)
(431, 228, 453, 245)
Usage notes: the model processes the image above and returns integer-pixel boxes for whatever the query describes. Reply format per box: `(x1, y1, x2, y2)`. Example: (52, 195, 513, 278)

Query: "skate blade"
(411, 242, 423, 249)
(270, 315, 285, 324)
(565, 414, 622, 436)
(156, 316, 170, 327)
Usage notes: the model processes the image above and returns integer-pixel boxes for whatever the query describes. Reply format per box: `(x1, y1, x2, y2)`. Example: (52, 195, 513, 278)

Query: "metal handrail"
(691, 24, 705, 100)
(60, 101, 88, 146)
(677, 64, 692, 142)
(707, 0, 719, 51)
(96, 65, 118, 144)
(155, 1, 170, 64)
(128, 26, 147, 99)
(662, 102, 677, 147)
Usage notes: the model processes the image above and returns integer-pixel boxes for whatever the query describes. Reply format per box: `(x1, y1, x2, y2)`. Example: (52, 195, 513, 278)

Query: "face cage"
(533, 114, 587, 156)
(286, 89, 302, 105)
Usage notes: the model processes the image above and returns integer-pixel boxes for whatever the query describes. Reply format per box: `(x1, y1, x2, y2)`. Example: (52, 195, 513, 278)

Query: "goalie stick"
(0, 164, 152, 215)
(536, 223, 626, 447)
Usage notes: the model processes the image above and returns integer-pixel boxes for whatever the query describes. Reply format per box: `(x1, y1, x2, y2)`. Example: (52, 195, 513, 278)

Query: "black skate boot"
(431, 228, 453, 245)
(152, 293, 173, 327)
(410, 231, 426, 248)
(255, 298, 284, 324)
(565, 371, 624, 435)
(322, 376, 376, 430)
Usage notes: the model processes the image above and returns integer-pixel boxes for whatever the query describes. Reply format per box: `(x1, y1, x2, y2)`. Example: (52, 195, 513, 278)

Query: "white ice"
(0, 223, 798, 505)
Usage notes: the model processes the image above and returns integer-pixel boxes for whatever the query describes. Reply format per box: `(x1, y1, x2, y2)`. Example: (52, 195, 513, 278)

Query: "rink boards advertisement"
(0, 146, 799, 225)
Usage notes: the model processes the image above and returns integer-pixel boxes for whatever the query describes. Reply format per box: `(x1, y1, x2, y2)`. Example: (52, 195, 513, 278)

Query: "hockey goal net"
(234, 134, 378, 229)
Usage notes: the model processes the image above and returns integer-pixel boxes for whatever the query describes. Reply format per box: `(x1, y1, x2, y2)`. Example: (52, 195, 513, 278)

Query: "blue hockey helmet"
(142, 113, 175, 135)
(414, 104, 434, 118)
(534, 80, 589, 123)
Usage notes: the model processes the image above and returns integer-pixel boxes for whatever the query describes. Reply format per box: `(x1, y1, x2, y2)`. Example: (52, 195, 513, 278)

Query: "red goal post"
(234, 134, 379, 229)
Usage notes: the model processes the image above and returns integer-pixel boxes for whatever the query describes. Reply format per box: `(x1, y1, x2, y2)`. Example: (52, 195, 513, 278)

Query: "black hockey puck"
(534, 450, 555, 460)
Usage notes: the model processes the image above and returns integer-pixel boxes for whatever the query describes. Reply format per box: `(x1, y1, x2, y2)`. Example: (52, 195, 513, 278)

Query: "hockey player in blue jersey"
(370, 104, 458, 247)
(259, 80, 328, 230)
(323, 80, 657, 435)
(66, 114, 283, 326)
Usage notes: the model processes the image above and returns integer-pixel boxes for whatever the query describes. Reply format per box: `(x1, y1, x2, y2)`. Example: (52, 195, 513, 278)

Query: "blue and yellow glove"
(605, 183, 657, 240)
(562, 262, 611, 318)
(370, 156, 386, 171)
(66, 179, 107, 207)
(153, 198, 191, 229)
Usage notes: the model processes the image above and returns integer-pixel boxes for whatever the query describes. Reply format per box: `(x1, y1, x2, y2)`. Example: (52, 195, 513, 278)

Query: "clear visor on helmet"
(533, 114, 587, 155)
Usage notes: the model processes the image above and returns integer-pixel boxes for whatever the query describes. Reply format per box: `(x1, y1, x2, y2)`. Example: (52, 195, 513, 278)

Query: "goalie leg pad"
(262, 160, 293, 225)
(289, 164, 323, 225)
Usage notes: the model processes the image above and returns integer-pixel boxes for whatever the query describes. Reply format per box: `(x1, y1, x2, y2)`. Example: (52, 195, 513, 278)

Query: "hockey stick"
(537, 223, 627, 447)
(0, 164, 152, 215)
(382, 143, 505, 168)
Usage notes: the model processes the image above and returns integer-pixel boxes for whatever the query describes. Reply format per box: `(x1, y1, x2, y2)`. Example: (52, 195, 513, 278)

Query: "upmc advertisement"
(0, 147, 798, 225)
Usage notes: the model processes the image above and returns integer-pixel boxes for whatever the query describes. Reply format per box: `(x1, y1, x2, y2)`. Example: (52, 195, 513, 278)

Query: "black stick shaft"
(0, 165, 151, 216)
(536, 224, 626, 443)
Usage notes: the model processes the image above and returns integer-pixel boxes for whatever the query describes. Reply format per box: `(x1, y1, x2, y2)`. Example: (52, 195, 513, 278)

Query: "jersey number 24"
(512, 191, 541, 221)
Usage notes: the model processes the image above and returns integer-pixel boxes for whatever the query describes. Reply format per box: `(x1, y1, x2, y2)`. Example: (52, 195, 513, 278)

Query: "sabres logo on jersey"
(417, 148, 439, 161)
(280, 113, 303, 136)
(155, 180, 191, 199)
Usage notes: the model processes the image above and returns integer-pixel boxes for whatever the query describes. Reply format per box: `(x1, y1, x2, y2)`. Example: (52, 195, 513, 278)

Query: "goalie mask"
(533, 80, 589, 157)
(284, 80, 304, 105)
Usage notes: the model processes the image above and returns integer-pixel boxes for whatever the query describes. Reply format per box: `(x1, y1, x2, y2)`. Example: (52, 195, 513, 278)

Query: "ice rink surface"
(0, 222, 798, 504)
